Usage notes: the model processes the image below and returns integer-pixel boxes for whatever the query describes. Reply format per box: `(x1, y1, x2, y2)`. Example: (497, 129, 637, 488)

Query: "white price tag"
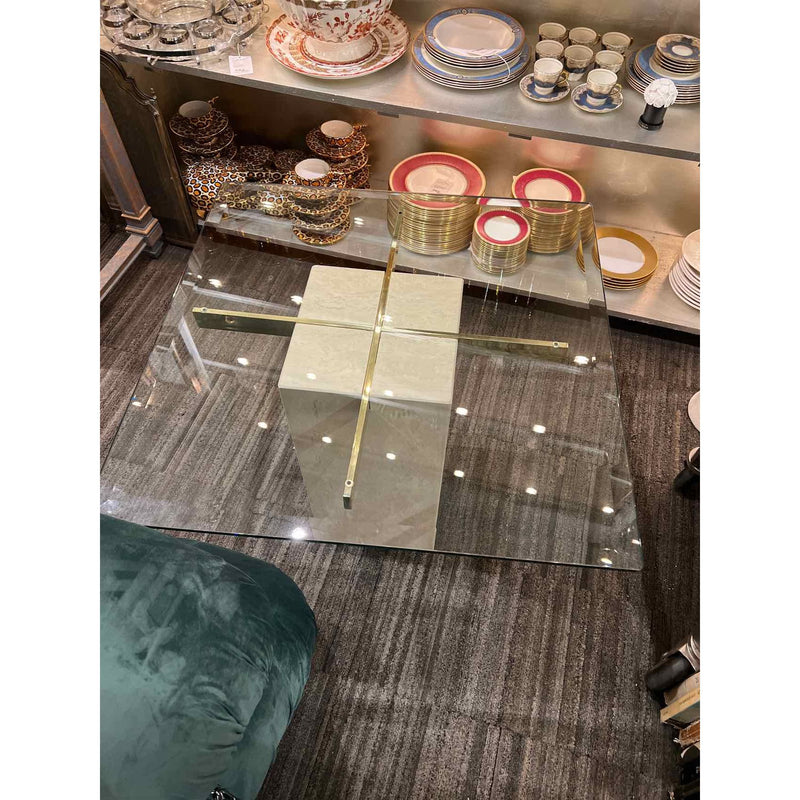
(228, 55, 253, 75)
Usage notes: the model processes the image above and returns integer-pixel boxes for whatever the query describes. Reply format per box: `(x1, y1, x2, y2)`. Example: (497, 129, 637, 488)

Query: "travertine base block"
(278, 266, 463, 548)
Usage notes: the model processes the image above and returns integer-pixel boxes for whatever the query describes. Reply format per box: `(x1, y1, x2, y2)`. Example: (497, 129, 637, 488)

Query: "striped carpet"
(101, 245, 699, 799)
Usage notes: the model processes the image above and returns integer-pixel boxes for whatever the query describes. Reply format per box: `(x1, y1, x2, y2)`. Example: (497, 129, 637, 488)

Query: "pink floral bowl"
(278, 0, 393, 46)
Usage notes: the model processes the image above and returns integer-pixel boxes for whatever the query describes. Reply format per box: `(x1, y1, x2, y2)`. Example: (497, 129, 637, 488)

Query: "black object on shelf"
(639, 103, 668, 131)
(646, 635, 700, 697)
(674, 447, 700, 497)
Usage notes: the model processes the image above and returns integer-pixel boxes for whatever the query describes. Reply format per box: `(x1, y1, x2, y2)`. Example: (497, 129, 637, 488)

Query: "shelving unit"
(99, 7, 698, 161)
(100, 2, 700, 336)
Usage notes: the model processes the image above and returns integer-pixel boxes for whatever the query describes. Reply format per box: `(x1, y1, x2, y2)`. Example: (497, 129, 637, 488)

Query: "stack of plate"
(471, 209, 530, 275)
(668, 228, 700, 309)
(577, 227, 659, 290)
(626, 34, 700, 104)
(412, 7, 530, 90)
(388, 152, 485, 255)
(511, 168, 584, 254)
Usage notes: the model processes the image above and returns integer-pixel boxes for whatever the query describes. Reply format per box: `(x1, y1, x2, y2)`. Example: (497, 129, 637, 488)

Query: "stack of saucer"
(626, 34, 700, 104)
(306, 120, 371, 189)
(668, 229, 700, 309)
(387, 152, 485, 255)
(170, 99, 237, 165)
(284, 158, 352, 246)
(577, 226, 659, 290)
(412, 7, 530, 90)
(511, 168, 584, 254)
(471, 209, 530, 275)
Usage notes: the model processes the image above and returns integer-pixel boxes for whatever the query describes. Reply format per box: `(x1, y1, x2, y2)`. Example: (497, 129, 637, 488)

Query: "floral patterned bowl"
(278, 0, 393, 62)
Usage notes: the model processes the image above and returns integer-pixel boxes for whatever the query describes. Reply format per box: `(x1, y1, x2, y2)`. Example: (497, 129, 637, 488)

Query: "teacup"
(293, 158, 332, 187)
(569, 27, 599, 48)
(535, 39, 564, 61)
(319, 120, 363, 148)
(601, 31, 632, 54)
(594, 49, 624, 74)
(178, 100, 216, 129)
(538, 22, 567, 43)
(532, 58, 568, 96)
(564, 44, 594, 80)
(584, 68, 622, 106)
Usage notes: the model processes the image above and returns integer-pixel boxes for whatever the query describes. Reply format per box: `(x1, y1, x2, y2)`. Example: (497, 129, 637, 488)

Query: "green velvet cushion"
(100, 515, 316, 800)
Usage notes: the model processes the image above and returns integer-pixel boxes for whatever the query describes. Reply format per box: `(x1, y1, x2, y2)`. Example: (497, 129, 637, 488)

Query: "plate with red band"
(511, 168, 585, 210)
(389, 151, 486, 209)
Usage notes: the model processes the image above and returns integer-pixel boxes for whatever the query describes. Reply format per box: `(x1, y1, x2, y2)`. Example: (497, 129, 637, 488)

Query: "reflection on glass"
(100, 186, 640, 570)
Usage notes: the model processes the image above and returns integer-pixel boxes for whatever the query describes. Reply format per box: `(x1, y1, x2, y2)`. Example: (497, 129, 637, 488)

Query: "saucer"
(177, 126, 236, 155)
(519, 74, 570, 102)
(169, 109, 229, 140)
(266, 13, 409, 80)
(306, 128, 368, 160)
(571, 83, 623, 113)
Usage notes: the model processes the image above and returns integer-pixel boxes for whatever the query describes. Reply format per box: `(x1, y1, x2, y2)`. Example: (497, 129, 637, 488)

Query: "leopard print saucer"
(169, 109, 230, 140)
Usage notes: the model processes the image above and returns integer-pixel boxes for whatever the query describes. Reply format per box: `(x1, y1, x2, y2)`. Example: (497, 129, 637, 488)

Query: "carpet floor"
(101, 246, 700, 800)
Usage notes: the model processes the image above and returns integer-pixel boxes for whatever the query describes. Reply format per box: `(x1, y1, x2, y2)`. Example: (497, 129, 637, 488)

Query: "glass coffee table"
(101, 184, 642, 570)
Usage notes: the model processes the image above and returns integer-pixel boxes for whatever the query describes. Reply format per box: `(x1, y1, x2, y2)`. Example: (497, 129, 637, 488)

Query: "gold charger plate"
(595, 226, 658, 281)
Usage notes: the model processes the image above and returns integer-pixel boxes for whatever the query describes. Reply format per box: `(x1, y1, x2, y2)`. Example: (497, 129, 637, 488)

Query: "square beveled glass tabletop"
(101, 185, 641, 570)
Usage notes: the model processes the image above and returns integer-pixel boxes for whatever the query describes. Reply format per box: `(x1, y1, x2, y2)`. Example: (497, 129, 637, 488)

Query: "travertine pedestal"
(278, 265, 463, 549)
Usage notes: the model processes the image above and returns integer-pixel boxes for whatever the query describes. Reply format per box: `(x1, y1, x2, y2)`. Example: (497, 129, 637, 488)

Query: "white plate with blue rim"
(635, 44, 700, 85)
(423, 7, 525, 66)
(412, 32, 530, 87)
(519, 73, 570, 103)
(571, 83, 624, 113)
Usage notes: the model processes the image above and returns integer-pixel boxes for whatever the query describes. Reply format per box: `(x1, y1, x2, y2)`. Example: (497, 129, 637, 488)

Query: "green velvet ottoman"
(100, 515, 316, 800)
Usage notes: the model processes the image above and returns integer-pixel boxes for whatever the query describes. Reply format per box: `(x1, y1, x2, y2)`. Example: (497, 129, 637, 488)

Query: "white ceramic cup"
(585, 68, 622, 106)
(594, 49, 624, 73)
(538, 22, 567, 42)
(319, 120, 358, 147)
(294, 158, 332, 185)
(535, 39, 564, 60)
(564, 44, 594, 80)
(601, 31, 632, 53)
(532, 57, 568, 95)
(569, 27, 598, 47)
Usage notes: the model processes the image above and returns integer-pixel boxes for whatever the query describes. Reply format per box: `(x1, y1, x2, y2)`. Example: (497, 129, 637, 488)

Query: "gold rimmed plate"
(595, 226, 658, 281)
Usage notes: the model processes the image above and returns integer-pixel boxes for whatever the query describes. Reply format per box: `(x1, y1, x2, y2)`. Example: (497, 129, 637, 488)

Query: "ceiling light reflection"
(525, 487, 537, 495)
(602, 506, 615, 515)
(456, 407, 468, 416)
(290, 527, 308, 540)
(208, 278, 222, 288)
(257, 421, 268, 429)
(453, 469, 465, 478)
(322, 436, 332, 444)
(236, 357, 249, 366)
(386, 452, 396, 460)
(306, 372, 317, 380)
(290, 295, 303, 304)
(533, 424, 546, 434)
(600, 556, 613, 566)
(573, 355, 590, 366)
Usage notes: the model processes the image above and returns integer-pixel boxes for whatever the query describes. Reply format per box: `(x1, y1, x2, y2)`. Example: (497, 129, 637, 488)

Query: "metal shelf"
(203, 202, 698, 335)
(100, 9, 699, 162)
(602, 227, 699, 334)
